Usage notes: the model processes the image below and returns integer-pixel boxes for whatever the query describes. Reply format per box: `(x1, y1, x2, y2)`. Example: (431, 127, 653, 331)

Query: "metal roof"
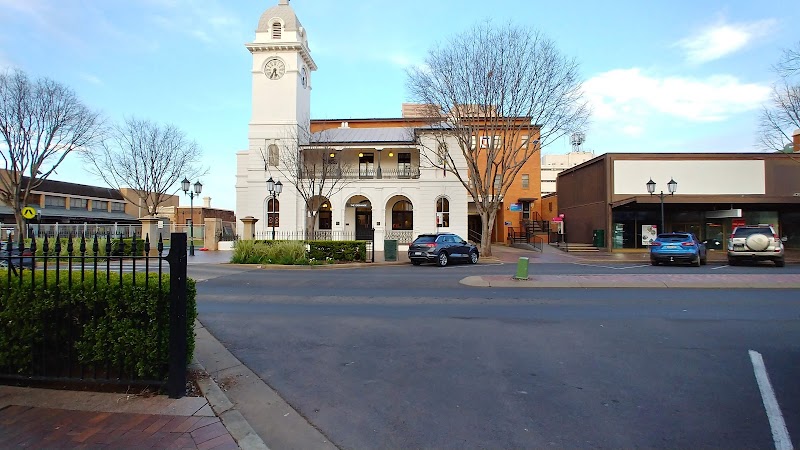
(310, 127, 416, 145)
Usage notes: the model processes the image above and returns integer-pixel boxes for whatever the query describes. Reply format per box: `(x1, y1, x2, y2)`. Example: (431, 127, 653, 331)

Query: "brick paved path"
(0, 405, 238, 449)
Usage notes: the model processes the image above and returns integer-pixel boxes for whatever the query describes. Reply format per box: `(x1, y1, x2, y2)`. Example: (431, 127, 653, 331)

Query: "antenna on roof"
(570, 132, 585, 153)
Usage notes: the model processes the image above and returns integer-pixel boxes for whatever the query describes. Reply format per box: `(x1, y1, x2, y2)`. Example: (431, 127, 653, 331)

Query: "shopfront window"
(612, 210, 660, 249)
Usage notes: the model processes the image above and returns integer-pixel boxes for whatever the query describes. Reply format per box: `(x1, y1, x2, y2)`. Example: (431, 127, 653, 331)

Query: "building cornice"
(245, 42, 317, 71)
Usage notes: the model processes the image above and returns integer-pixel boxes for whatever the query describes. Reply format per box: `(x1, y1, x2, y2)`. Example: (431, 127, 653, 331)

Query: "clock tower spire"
(246, 0, 316, 142)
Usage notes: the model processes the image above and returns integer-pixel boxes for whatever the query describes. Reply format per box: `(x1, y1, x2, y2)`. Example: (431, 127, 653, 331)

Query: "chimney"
(793, 129, 800, 153)
(203, 196, 211, 208)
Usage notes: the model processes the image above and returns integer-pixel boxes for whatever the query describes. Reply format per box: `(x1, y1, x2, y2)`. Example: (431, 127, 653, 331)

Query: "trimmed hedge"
(0, 271, 196, 380)
(231, 240, 368, 264)
(307, 241, 367, 262)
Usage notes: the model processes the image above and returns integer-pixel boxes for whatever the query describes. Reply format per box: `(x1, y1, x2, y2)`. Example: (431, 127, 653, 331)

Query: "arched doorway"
(346, 195, 373, 240)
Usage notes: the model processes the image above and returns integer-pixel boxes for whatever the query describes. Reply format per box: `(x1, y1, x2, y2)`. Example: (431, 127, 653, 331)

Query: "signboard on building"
(642, 224, 658, 246)
(509, 203, 522, 212)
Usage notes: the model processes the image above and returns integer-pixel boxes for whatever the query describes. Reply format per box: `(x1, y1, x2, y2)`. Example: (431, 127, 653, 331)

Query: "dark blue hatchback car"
(649, 233, 707, 267)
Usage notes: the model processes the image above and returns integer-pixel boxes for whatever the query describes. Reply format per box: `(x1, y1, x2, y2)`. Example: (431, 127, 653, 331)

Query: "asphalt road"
(193, 261, 800, 449)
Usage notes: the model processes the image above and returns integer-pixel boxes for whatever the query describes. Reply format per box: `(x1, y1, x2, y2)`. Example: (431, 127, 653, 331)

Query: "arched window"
(272, 21, 282, 39)
(267, 198, 279, 228)
(268, 144, 279, 167)
(392, 200, 413, 230)
(436, 197, 449, 228)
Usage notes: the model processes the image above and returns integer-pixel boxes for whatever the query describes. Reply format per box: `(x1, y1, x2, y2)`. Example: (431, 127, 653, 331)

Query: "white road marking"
(571, 262, 650, 270)
(712, 265, 728, 270)
(749, 350, 793, 450)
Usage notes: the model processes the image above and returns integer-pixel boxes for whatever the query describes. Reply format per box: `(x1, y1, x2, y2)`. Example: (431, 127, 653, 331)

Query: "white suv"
(727, 225, 785, 267)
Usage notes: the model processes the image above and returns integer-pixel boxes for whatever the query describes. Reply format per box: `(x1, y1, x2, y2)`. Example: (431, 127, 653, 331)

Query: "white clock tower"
(236, 0, 317, 235)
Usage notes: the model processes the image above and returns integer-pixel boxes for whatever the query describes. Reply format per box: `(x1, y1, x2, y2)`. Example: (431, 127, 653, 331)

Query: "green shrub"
(231, 240, 311, 265)
(0, 270, 196, 380)
(307, 241, 367, 262)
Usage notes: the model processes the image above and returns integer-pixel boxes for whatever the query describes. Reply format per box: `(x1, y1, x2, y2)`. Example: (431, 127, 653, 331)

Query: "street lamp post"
(646, 178, 677, 234)
(181, 177, 203, 256)
(266, 177, 283, 240)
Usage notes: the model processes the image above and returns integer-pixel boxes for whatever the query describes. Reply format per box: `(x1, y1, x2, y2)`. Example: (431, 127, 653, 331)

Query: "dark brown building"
(556, 153, 800, 251)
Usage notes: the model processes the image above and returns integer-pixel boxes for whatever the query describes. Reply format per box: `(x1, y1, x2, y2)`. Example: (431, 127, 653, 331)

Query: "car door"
(453, 235, 468, 259)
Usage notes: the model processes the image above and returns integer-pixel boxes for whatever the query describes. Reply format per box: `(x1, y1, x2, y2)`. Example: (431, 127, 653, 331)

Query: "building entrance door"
(704, 221, 728, 250)
(355, 209, 373, 240)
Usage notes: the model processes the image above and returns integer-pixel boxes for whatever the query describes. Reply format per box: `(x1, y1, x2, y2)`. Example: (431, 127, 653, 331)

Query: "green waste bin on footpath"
(384, 239, 398, 261)
(592, 229, 605, 248)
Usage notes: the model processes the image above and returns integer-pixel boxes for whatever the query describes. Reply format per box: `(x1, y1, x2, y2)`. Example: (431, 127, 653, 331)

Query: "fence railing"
(300, 166, 421, 180)
(253, 230, 364, 241)
(0, 233, 190, 398)
(385, 230, 414, 244)
(32, 223, 142, 239)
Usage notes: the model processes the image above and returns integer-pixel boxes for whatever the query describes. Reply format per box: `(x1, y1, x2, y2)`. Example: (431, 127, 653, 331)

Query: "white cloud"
(583, 68, 770, 123)
(676, 19, 776, 64)
(79, 73, 103, 85)
(621, 125, 644, 137)
(146, 0, 243, 45)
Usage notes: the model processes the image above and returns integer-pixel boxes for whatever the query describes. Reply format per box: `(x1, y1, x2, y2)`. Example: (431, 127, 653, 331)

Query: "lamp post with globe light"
(646, 178, 677, 234)
(266, 177, 282, 240)
(181, 177, 203, 256)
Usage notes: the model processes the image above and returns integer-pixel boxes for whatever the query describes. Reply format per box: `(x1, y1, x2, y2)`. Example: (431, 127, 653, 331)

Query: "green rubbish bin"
(592, 229, 605, 248)
(384, 239, 398, 261)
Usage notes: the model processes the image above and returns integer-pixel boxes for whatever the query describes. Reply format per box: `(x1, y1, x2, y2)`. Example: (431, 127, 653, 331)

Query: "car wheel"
(694, 256, 701, 267)
(651, 260, 659, 266)
(728, 258, 738, 266)
(437, 252, 449, 267)
(701, 255, 707, 265)
(775, 258, 785, 268)
(468, 251, 479, 264)
(412, 261, 421, 266)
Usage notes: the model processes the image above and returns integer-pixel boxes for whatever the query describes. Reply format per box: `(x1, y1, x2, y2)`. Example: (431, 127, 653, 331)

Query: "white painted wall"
(613, 160, 766, 195)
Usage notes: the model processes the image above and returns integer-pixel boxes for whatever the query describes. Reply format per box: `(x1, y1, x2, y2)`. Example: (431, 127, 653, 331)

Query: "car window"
(656, 233, 690, 242)
(414, 236, 436, 244)
(733, 227, 772, 237)
(453, 235, 464, 243)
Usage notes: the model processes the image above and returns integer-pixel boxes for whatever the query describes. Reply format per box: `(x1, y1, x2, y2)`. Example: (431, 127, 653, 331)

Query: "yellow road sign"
(21, 207, 37, 220)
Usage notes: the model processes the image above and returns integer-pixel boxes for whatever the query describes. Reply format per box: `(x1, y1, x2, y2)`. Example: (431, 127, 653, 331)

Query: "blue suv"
(650, 233, 707, 267)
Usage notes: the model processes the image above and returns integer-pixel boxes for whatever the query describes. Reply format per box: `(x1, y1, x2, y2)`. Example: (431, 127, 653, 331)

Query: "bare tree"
(775, 42, 800, 77)
(84, 117, 206, 216)
(758, 41, 800, 154)
(407, 21, 589, 256)
(0, 69, 104, 237)
(261, 124, 353, 237)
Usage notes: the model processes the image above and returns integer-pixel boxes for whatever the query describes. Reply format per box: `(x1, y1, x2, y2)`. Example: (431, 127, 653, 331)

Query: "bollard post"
(513, 257, 529, 280)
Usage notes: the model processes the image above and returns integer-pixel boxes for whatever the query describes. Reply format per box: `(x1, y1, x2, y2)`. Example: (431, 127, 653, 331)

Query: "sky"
(1, 0, 797, 212)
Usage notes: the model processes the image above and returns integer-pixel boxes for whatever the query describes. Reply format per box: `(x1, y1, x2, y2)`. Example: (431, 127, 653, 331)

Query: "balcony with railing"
(299, 166, 420, 180)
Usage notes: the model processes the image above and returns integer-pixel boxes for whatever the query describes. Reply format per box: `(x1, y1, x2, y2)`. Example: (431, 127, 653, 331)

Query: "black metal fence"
(0, 232, 189, 398)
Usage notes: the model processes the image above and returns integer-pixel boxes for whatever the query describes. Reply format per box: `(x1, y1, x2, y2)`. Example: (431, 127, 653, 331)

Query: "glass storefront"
(611, 210, 660, 249)
(612, 207, 789, 250)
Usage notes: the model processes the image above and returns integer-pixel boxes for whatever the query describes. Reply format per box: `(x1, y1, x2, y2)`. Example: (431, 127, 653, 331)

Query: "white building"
(540, 151, 595, 196)
(235, 1, 470, 250)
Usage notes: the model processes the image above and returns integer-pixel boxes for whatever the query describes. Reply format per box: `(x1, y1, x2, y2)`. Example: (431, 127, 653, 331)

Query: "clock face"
(264, 57, 286, 80)
(300, 67, 307, 88)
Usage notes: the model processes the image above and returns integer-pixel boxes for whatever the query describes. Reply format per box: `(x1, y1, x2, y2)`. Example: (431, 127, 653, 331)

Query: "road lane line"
(749, 350, 793, 450)
(712, 265, 728, 270)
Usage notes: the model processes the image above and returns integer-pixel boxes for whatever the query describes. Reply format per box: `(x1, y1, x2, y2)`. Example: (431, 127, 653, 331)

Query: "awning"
(610, 197, 638, 208)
